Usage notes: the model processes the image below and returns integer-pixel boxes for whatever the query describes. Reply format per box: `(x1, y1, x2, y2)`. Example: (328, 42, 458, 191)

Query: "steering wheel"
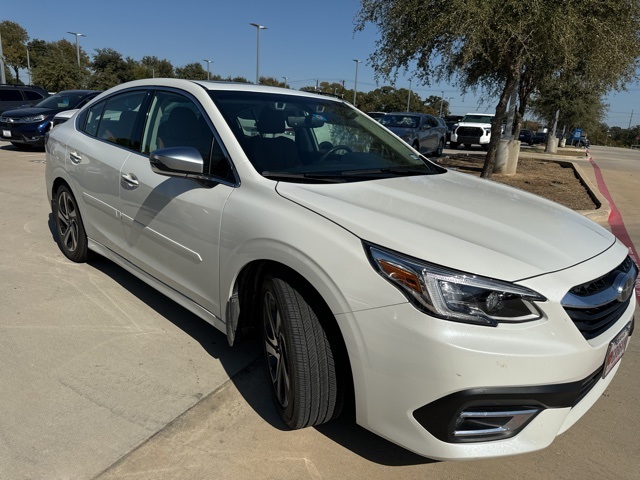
(318, 145, 352, 163)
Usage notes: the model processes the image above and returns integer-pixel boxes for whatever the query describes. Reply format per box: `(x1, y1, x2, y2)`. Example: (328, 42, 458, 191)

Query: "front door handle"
(121, 173, 139, 188)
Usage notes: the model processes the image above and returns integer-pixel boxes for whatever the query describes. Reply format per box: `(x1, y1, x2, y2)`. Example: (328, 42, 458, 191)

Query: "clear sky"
(3, 0, 638, 127)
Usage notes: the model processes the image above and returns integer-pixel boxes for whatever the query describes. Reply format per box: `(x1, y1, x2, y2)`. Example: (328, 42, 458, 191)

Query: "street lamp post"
(67, 31, 86, 69)
(203, 59, 212, 80)
(353, 59, 362, 107)
(406, 79, 412, 112)
(0, 29, 6, 84)
(282, 76, 288, 88)
(26, 44, 31, 85)
(250, 23, 267, 84)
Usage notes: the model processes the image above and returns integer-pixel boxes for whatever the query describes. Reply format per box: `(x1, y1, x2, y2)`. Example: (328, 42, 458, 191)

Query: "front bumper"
(342, 248, 636, 460)
(0, 122, 48, 146)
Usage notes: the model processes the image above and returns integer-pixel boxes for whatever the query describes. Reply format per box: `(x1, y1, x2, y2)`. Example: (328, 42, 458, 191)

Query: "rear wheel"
(53, 185, 89, 263)
(261, 273, 340, 429)
(449, 141, 459, 149)
(433, 139, 444, 157)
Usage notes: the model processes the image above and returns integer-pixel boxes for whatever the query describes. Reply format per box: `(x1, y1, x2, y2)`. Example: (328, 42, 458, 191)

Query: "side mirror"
(150, 146, 204, 177)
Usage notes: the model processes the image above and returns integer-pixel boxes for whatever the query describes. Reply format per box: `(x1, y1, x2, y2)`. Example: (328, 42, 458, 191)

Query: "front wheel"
(53, 185, 89, 263)
(262, 273, 340, 429)
(433, 139, 444, 157)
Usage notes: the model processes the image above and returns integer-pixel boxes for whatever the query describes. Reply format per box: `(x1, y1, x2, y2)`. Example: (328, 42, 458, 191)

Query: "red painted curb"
(588, 156, 640, 302)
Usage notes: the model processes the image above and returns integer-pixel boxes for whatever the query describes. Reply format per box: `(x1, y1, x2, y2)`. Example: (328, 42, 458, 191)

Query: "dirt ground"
(436, 154, 597, 211)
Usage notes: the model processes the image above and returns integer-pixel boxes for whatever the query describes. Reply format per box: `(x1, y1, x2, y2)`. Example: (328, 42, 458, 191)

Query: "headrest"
(257, 108, 285, 134)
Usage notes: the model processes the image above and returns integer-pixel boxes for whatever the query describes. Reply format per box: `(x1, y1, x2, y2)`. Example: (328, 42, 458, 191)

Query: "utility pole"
(439, 91, 445, 117)
(406, 79, 412, 112)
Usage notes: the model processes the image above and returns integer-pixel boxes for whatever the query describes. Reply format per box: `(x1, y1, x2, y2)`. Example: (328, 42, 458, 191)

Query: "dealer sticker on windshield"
(603, 322, 631, 378)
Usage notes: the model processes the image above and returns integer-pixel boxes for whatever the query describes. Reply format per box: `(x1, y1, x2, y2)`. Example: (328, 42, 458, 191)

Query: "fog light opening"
(453, 406, 541, 441)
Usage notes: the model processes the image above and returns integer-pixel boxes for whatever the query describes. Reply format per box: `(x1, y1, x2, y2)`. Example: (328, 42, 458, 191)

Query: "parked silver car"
(379, 112, 446, 156)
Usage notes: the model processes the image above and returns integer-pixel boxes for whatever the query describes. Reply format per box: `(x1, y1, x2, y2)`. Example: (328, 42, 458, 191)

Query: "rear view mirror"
(287, 114, 325, 128)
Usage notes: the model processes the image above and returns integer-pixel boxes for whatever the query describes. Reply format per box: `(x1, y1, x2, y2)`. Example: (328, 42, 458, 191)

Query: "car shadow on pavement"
(46, 212, 434, 466)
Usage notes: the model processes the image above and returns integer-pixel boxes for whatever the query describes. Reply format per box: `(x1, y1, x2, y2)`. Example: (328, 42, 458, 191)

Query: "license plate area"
(603, 322, 631, 378)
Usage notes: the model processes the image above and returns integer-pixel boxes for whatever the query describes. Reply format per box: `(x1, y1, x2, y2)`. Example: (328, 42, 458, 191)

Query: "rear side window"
(0, 90, 22, 101)
(95, 91, 146, 149)
(23, 90, 45, 101)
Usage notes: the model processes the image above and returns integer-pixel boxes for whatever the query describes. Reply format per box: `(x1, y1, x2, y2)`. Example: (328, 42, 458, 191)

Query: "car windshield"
(36, 93, 87, 110)
(209, 91, 444, 182)
(462, 114, 494, 124)
(378, 115, 420, 128)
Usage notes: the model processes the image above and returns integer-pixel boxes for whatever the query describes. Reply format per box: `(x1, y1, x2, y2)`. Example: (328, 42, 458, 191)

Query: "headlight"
(19, 114, 46, 123)
(365, 243, 545, 326)
(484, 128, 491, 136)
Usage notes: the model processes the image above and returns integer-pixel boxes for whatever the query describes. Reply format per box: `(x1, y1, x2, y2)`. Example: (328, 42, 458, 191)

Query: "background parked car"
(443, 115, 463, 144)
(379, 112, 446, 156)
(0, 84, 50, 115)
(518, 129, 534, 146)
(0, 90, 100, 149)
(367, 111, 386, 120)
(532, 131, 547, 145)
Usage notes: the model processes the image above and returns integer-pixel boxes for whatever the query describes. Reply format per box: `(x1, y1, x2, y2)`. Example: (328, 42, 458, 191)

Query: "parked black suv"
(0, 85, 50, 115)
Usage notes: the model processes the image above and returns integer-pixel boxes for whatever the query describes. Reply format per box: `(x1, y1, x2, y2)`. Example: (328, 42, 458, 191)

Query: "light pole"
(0, 29, 6, 84)
(203, 59, 212, 80)
(67, 32, 86, 69)
(439, 95, 453, 117)
(250, 23, 267, 84)
(26, 44, 32, 85)
(282, 76, 288, 88)
(353, 59, 362, 107)
(406, 79, 412, 112)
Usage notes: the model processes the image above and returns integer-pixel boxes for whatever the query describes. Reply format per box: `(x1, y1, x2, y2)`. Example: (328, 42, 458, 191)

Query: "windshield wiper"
(261, 171, 347, 183)
(339, 166, 434, 176)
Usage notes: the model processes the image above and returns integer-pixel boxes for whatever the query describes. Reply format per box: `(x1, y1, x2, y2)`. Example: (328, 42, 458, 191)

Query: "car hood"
(275, 171, 614, 281)
(1, 107, 55, 118)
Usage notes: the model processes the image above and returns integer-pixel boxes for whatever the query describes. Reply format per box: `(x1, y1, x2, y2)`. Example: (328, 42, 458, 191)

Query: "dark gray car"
(379, 112, 446, 156)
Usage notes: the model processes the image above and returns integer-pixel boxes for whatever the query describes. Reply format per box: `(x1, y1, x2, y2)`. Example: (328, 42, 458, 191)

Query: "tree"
(175, 62, 208, 80)
(31, 39, 90, 91)
(356, 0, 640, 177)
(139, 56, 174, 78)
(0, 21, 29, 84)
(89, 48, 136, 90)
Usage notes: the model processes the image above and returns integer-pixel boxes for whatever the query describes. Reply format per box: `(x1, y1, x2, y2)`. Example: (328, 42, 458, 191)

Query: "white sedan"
(45, 78, 636, 460)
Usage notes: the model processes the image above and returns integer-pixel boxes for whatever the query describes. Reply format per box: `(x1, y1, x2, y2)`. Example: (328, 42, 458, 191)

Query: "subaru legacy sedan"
(45, 79, 636, 460)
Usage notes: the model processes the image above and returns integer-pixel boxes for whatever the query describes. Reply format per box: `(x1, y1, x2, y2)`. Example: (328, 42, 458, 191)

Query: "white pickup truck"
(449, 113, 495, 150)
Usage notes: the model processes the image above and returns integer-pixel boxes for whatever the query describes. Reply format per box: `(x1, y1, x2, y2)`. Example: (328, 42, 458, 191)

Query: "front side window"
(210, 91, 444, 182)
(142, 91, 215, 171)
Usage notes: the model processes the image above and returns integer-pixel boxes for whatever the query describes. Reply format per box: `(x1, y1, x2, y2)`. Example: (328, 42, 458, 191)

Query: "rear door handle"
(121, 173, 139, 188)
(69, 152, 82, 164)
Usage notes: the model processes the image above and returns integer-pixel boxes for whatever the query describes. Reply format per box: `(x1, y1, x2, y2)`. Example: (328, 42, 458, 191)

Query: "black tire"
(261, 273, 340, 429)
(449, 141, 459, 149)
(433, 139, 444, 157)
(53, 185, 89, 263)
(465, 143, 472, 149)
(481, 144, 489, 152)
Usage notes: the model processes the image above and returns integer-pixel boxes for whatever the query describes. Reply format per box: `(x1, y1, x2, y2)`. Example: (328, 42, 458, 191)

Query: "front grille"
(562, 256, 637, 340)
(456, 126, 483, 136)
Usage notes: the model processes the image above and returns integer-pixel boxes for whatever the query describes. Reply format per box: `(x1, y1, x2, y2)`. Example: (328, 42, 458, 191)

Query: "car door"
(65, 90, 148, 253)
(118, 89, 236, 316)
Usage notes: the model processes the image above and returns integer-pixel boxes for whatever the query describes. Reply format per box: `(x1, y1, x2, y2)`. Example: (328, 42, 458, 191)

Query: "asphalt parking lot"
(1, 142, 638, 479)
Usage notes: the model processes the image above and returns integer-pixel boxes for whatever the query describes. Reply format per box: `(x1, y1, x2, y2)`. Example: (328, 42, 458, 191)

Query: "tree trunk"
(481, 68, 520, 178)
